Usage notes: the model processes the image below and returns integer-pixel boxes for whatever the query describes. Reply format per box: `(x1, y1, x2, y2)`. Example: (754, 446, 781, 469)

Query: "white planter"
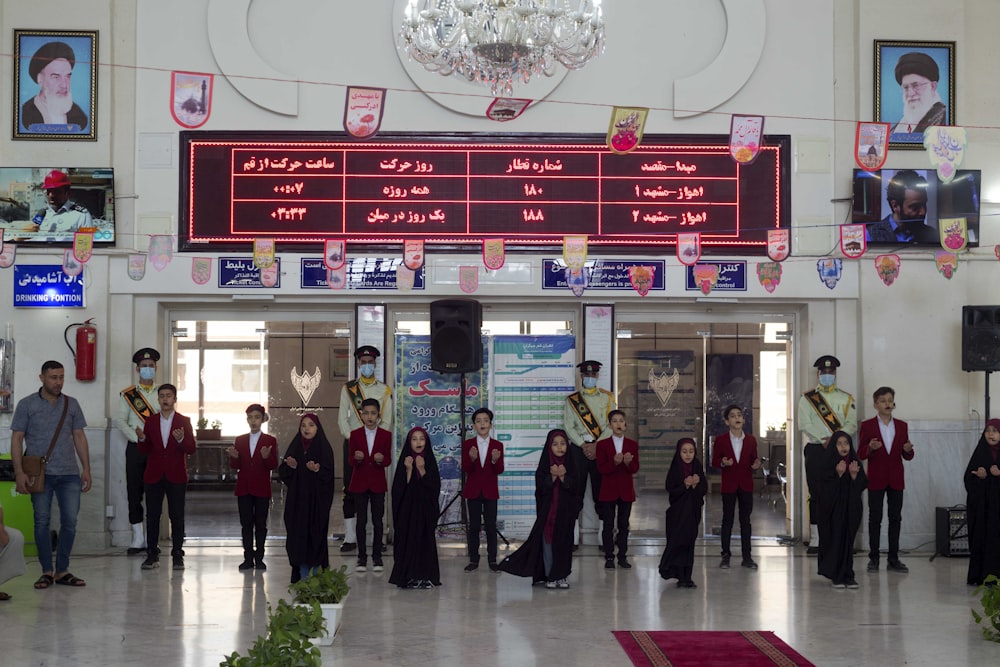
(316, 594, 348, 646)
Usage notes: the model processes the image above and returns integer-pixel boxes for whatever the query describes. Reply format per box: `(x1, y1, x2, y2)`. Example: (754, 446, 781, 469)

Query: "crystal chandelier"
(398, 0, 606, 98)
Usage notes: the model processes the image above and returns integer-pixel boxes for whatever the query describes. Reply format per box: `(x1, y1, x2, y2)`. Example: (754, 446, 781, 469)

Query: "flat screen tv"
(0, 167, 115, 246)
(851, 168, 981, 247)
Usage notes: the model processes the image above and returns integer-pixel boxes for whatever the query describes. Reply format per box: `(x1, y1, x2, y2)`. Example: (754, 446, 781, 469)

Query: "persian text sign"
(13, 264, 85, 307)
(542, 259, 666, 291)
(218, 257, 281, 288)
(684, 260, 747, 291)
(300, 257, 425, 290)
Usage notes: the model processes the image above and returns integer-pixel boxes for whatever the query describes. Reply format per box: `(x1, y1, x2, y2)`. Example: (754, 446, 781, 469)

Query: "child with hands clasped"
(711, 405, 762, 570)
(659, 438, 708, 588)
(462, 408, 505, 572)
(595, 410, 639, 568)
(347, 398, 392, 573)
(817, 431, 867, 589)
(389, 427, 441, 589)
(227, 404, 278, 571)
(964, 418, 1000, 586)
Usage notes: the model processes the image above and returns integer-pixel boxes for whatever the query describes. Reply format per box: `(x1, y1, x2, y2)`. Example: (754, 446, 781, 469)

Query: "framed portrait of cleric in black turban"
(12, 30, 98, 141)
(874, 40, 955, 150)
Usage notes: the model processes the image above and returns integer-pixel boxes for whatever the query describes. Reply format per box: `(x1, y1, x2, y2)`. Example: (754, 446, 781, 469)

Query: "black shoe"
(127, 547, 147, 556)
(173, 556, 185, 571)
(238, 560, 254, 571)
(887, 559, 909, 573)
(806, 546, 819, 555)
(846, 578, 859, 589)
(464, 562, 479, 572)
(356, 559, 367, 572)
(719, 556, 731, 569)
(488, 562, 500, 572)
(572, 544, 579, 552)
(741, 559, 758, 570)
(617, 558, 632, 569)
(605, 559, 616, 569)
(339, 542, 357, 553)
(254, 559, 266, 570)
(867, 559, 880, 573)
(381, 544, 388, 553)
(141, 555, 159, 570)
(682, 580, 697, 588)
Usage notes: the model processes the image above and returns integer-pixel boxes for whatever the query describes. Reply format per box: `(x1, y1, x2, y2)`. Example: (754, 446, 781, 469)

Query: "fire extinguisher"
(64, 318, 98, 381)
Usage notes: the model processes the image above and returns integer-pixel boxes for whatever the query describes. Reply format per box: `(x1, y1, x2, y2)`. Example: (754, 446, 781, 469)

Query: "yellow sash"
(804, 389, 842, 434)
(123, 385, 156, 423)
(345, 380, 366, 422)
(568, 391, 603, 441)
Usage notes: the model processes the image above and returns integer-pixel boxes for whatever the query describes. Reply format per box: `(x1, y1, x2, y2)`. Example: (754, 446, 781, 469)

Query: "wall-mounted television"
(851, 168, 981, 246)
(0, 167, 115, 246)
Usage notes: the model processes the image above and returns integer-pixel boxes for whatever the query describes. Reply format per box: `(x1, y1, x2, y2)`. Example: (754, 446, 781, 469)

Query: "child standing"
(389, 426, 441, 589)
(227, 404, 279, 571)
(347, 398, 392, 573)
(965, 418, 1000, 586)
(596, 410, 639, 568)
(498, 429, 582, 589)
(462, 407, 505, 572)
(711, 405, 761, 570)
(817, 431, 867, 589)
(278, 413, 335, 583)
(659, 438, 707, 588)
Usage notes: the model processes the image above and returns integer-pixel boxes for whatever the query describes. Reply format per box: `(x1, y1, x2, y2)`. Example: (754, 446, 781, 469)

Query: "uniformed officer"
(796, 354, 857, 554)
(32, 170, 93, 242)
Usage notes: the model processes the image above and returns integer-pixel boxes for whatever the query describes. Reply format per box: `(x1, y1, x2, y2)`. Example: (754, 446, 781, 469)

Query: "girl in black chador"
(817, 430, 867, 589)
(965, 418, 1000, 586)
(659, 438, 707, 588)
(388, 426, 441, 589)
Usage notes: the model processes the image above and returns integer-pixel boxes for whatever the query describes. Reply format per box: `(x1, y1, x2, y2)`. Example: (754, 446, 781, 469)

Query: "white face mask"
(819, 374, 836, 388)
(139, 367, 156, 381)
(582, 376, 598, 389)
(359, 363, 375, 378)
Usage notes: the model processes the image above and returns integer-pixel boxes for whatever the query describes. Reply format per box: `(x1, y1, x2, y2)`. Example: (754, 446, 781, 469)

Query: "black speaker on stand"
(962, 305, 1000, 418)
(430, 299, 483, 374)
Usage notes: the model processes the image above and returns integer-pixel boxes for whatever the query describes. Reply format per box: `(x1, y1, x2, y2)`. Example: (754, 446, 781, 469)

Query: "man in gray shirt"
(10, 360, 92, 589)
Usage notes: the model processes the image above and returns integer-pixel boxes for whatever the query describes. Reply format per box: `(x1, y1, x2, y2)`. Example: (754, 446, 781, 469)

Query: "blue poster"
(13, 265, 84, 307)
(301, 257, 425, 290)
(684, 260, 748, 291)
(542, 259, 666, 291)
(218, 257, 280, 288)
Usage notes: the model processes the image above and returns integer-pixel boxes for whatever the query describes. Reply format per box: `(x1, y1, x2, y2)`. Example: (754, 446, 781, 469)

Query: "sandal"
(54, 573, 86, 587)
(0, 591, 11, 601)
(34, 574, 55, 589)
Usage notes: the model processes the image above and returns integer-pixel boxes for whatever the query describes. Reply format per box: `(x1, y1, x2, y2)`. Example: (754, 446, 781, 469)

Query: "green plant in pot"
(289, 565, 350, 645)
(972, 574, 1000, 642)
(220, 598, 323, 667)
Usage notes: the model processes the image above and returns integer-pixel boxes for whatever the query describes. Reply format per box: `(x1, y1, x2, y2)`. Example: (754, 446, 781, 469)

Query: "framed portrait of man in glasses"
(874, 40, 955, 150)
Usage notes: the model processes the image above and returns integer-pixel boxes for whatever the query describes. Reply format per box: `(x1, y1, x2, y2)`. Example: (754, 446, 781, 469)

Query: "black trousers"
(237, 494, 270, 559)
(585, 457, 603, 507)
(355, 490, 385, 562)
(466, 496, 498, 564)
(597, 498, 632, 558)
(342, 439, 355, 519)
(721, 488, 754, 560)
(145, 476, 186, 557)
(803, 442, 823, 526)
(125, 441, 148, 525)
(868, 487, 904, 561)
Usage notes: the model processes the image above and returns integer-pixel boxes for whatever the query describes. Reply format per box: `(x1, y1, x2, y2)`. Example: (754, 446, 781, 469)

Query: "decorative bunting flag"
(874, 254, 901, 286)
(817, 258, 842, 290)
(565, 267, 587, 297)
(995, 245, 1000, 261)
(767, 229, 790, 262)
(939, 217, 968, 252)
(191, 257, 212, 285)
(395, 265, 414, 291)
(855, 122, 890, 171)
(607, 107, 649, 154)
(404, 240, 424, 270)
(327, 265, 347, 290)
(839, 224, 867, 258)
(73, 231, 93, 263)
(253, 238, 275, 269)
(459, 266, 479, 294)
(923, 126, 967, 183)
(486, 98, 531, 122)
(0, 242, 16, 268)
(692, 264, 719, 295)
(628, 265, 655, 297)
(62, 250, 83, 277)
(344, 86, 386, 140)
(935, 250, 958, 279)
(260, 264, 279, 288)
(324, 239, 345, 270)
(483, 238, 505, 270)
(676, 233, 701, 266)
(563, 235, 588, 270)
(127, 254, 146, 280)
(757, 262, 782, 293)
(170, 71, 213, 129)
(148, 235, 173, 271)
(729, 114, 765, 164)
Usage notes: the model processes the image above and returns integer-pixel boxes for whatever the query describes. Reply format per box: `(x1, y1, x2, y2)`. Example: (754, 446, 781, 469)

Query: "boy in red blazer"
(596, 410, 639, 568)
(711, 405, 761, 570)
(858, 386, 915, 574)
(462, 407, 505, 572)
(347, 398, 392, 572)
(227, 404, 279, 571)
(137, 384, 196, 571)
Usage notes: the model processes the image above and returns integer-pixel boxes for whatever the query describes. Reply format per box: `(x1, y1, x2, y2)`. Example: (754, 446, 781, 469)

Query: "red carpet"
(613, 631, 815, 667)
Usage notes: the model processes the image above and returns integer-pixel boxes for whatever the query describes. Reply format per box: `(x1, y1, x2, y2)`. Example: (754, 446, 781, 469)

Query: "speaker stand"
(985, 370, 992, 421)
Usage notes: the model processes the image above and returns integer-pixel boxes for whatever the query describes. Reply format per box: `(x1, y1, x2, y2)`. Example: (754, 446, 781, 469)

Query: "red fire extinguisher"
(64, 318, 98, 381)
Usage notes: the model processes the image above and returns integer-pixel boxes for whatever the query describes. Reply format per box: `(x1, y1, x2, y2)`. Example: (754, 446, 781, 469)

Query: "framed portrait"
(874, 40, 955, 150)
(13, 29, 98, 141)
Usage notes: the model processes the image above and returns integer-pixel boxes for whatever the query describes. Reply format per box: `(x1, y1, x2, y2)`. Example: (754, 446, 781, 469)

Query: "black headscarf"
(392, 426, 441, 518)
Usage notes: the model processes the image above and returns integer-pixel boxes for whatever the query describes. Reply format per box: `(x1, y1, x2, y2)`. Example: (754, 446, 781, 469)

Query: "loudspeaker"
(430, 299, 482, 373)
(935, 506, 969, 557)
(962, 305, 1000, 371)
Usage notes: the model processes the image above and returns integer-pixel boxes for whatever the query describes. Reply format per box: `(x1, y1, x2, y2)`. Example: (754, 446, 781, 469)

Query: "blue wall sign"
(685, 261, 748, 291)
(301, 258, 425, 290)
(542, 259, 666, 291)
(218, 257, 280, 288)
(13, 265, 85, 307)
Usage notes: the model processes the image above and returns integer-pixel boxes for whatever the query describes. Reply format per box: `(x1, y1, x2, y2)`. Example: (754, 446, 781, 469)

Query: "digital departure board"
(180, 132, 790, 252)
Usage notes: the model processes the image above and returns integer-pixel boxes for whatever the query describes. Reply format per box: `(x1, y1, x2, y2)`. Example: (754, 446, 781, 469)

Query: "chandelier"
(398, 0, 606, 98)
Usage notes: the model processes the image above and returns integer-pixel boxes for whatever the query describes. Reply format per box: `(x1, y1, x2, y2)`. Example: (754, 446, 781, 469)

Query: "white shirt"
(159, 412, 175, 448)
(248, 431, 261, 458)
(878, 417, 896, 455)
(612, 435, 624, 455)
(364, 426, 377, 455)
(730, 432, 745, 462)
(477, 435, 490, 467)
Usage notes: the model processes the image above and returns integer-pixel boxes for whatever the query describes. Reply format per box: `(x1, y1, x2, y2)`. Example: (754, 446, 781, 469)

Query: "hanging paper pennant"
(148, 235, 173, 271)
(607, 107, 649, 154)
(404, 240, 424, 270)
(565, 267, 587, 297)
(253, 238, 275, 269)
(839, 224, 867, 259)
(563, 235, 588, 269)
(127, 254, 146, 281)
(170, 71, 213, 129)
(676, 233, 701, 266)
(260, 264, 279, 288)
(327, 264, 347, 290)
(923, 126, 967, 183)
(628, 265, 655, 297)
(939, 216, 968, 252)
(0, 242, 16, 269)
(692, 264, 719, 295)
(62, 250, 83, 277)
(191, 257, 212, 285)
(756, 262, 782, 293)
(483, 239, 505, 270)
(729, 114, 765, 164)
(817, 258, 842, 290)
(995, 245, 1000, 261)
(459, 265, 479, 294)
(324, 239, 345, 270)
(486, 98, 531, 122)
(395, 265, 414, 292)
(875, 254, 901, 286)
(767, 229, 790, 262)
(70, 231, 92, 264)
(935, 250, 958, 279)
(855, 122, 890, 171)
(344, 86, 386, 140)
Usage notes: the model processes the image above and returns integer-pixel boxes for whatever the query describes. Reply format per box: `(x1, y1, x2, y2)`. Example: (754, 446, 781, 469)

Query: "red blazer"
(461, 437, 505, 500)
(347, 426, 392, 494)
(138, 412, 196, 484)
(711, 432, 759, 493)
(230, 432, 279, 498)
(595, 437, 639, 502)
(858, 417, 913, 491)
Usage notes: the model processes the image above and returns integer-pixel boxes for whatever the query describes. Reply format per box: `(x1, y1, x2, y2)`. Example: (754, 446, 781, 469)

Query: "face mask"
(360, 363, 375, 378)
(582, 376, 598, 389)
(139, 367, 156, 381)
(819, 374, 835, 388)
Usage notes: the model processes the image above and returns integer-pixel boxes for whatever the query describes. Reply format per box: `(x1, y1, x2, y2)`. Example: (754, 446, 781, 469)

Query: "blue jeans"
(31, 474, 82, 574)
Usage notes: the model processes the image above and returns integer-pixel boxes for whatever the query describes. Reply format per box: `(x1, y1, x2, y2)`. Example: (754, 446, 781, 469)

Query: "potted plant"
(288, 564, 351, 645)
(221, 598, 323, 666)
(196, 417, 222, 440)
(972, 574, 1000, 642)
